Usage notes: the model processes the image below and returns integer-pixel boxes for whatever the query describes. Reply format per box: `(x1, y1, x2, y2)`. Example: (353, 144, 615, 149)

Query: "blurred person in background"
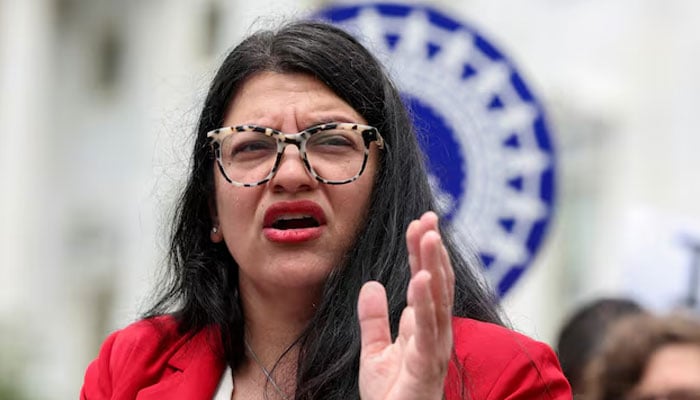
(80, 20, 571, 399)
(556, 297, 646, 396)
(585, 312, 700, 400)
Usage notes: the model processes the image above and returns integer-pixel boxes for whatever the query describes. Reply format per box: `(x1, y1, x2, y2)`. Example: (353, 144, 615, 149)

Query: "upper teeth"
(277, 215, 311, 221)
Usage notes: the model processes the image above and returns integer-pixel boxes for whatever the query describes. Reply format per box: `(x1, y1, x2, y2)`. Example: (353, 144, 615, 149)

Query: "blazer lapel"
(136, 327, 226, 400)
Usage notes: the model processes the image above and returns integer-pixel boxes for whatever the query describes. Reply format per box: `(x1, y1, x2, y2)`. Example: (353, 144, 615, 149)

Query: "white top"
(213, 366, 234, 400)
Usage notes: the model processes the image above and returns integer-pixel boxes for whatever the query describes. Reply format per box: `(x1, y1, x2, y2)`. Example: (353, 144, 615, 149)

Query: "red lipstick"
(263, 200, 326, 243)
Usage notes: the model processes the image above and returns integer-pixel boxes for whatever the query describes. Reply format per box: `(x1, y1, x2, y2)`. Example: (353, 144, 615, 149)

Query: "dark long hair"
(146, 20, 503, 399)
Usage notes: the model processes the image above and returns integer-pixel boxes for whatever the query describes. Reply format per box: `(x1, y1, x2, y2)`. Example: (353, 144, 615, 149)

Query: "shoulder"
(110, 314, 183, 344)
(447, 317, 572, 400)
(452, 317, 552, 362)
(80, 315, 221, 399)
(93, 315, 186, 367)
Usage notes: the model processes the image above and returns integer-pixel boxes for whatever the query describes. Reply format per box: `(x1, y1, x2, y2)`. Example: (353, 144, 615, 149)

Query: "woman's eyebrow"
(303, 115, 363, 128)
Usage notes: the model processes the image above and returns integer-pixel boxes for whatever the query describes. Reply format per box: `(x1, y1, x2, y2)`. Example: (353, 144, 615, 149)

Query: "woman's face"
(630, 343, 700, 400)
(212, 71, 379, 298)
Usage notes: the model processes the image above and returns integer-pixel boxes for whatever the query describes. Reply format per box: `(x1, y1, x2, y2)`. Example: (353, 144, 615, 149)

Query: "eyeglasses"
(207, 122, 385, 187)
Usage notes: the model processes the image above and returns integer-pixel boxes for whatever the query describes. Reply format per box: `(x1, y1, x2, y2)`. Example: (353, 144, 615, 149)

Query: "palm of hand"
(357, 212, 454, 400)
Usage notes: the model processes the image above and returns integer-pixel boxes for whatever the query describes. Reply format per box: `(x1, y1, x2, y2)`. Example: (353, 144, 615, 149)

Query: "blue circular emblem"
(316, 3, 556, 297)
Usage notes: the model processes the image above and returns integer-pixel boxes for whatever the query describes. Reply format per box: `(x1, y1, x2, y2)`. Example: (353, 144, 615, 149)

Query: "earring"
(210, 225, 223, 243)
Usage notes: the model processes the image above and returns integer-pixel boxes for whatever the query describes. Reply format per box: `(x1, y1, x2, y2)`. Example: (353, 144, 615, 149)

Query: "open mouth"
(271, 216, 320, 230)
(263, 201, 326, 243)
(263, 200, 327, 231)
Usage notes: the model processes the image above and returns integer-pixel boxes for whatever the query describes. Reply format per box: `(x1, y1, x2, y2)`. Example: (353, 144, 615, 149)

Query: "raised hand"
(357, 211, 455, 400)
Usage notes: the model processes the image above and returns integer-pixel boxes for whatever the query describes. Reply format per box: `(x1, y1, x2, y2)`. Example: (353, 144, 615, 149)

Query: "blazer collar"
(137, 326, 227, 400)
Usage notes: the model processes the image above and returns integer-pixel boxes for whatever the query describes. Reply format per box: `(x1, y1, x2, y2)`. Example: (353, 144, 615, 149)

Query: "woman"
(81, 20, 570, 399)
(585, 313, 700, 400)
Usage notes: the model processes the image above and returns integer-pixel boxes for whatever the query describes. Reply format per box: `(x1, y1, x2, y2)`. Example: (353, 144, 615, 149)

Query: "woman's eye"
(311, 133, 355, 147)
(226, 139, 276, 161)
(235, 140, 275, 153)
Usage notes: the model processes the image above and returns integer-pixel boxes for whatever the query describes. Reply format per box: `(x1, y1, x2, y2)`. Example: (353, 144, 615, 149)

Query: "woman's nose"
(269, 144, 317, 193)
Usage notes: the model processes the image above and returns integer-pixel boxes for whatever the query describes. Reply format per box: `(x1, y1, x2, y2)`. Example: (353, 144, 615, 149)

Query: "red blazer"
(81, 316, 571, 399)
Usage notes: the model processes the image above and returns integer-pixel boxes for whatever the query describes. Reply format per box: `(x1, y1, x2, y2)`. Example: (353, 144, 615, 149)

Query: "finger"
(397, 303, 416, 346)
(357, 281, 392, 356)
(422, 212, 454, 331)
(437, 242, 455, 349)
(420, 212, 447, 311)
(411, 269, 438, 353)
(406, 219, 422, 277)
(420, 231, 452, 334)
(406, 211, 440, 277)
(419, 210, 439, 232)
(440, 243, 455, 308)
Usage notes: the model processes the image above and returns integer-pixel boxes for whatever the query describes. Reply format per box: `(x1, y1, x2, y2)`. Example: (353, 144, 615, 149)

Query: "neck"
(236, 281, 317, 400)
(245, 339, 292, 400)
(238, 277, 321, 364)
